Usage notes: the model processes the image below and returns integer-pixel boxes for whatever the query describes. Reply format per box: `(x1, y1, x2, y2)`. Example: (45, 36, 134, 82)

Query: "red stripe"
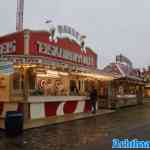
(84, 101, 92, 112)
(45, 102, 60, 117)
(17, 103, 23, 112)
(63, 101, 78, 114)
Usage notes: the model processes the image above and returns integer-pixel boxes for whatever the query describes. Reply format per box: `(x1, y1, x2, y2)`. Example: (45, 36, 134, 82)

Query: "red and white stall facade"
(0, 26, 113, 120)
(103, 55, 145, 109)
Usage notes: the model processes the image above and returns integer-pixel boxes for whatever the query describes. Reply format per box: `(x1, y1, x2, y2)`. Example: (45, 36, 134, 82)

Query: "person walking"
(89, 87, 97, 114)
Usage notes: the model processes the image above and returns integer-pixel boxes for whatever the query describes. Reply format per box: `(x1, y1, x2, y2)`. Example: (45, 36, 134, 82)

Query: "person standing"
(89, 87, 97, 114)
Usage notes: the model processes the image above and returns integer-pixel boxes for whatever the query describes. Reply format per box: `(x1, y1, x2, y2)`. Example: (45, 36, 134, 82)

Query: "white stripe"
(74, 101, 85, 113)
(30, 103, 45, 119)
(116, 64, 125, 77)
(56, 102, 65, 116)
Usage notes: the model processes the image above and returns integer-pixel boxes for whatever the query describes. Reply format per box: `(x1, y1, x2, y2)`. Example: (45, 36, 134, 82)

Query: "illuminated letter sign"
(57, 25, 82, 43)
(36, 41, 94, 66)
(0, 41, 16, 54)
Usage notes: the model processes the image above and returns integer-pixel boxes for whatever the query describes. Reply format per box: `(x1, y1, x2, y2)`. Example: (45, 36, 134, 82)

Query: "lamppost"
(20, 66, 29, 120)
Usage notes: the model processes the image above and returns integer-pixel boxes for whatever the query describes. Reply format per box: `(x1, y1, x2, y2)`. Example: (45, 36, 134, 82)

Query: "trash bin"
(5, 111, 24, 136)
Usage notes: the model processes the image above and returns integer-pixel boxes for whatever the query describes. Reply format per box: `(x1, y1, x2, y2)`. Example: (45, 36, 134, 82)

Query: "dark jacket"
(90, 89, 97, 102)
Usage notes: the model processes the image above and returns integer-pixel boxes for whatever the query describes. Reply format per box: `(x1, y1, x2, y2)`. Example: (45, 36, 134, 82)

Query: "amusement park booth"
(103, 55, 145, 109)
(0, 27, 113, 121)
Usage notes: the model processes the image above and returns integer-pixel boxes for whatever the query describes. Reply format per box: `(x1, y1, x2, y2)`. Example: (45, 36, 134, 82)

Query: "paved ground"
(1, 103, 150, 150)
(0, 109, 114, 129)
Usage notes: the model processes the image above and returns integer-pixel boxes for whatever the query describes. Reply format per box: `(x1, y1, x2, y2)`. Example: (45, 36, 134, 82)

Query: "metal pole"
(16, 0, 24, 32)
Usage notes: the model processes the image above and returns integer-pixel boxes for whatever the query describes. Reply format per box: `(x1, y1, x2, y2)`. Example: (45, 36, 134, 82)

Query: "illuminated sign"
(37, 41, 94, 66)
(57, 25, 82, 42)
(0, 41, 16, 54)
(0, 56, 42, 64)
(49, 25, 86, 52)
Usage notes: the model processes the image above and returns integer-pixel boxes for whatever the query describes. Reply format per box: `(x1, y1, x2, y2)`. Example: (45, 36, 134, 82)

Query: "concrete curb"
(0, 109, 115, 130)
(24, 110, 115, 130)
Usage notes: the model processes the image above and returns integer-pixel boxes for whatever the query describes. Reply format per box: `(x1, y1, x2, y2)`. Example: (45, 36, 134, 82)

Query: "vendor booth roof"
(103, 63, 144, 83)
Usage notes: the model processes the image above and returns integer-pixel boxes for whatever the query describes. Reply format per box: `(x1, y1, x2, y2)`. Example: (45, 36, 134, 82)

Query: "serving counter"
(28, 96, 92, 119)
(109, 96, 138, 109)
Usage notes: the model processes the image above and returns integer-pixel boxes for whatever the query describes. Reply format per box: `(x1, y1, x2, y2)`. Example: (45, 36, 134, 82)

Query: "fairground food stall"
(0, 26, 113, 120)
(141, 68, 150, 98)
(103, 56, 145, 109)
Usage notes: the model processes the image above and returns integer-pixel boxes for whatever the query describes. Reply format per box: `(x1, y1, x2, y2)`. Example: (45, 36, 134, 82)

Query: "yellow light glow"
(72, 72, 114, 81)
(46, 70, 68, 76)
(36, 70, 69, 78)
(58, 72, 69, 76)
(13, 64, 37, 68)
(37, 73, 59, 78)
(46, 70, 58, 75)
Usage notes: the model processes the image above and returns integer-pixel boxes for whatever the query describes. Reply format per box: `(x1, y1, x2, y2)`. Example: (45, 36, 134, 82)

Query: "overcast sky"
(1, 0, 150, 69)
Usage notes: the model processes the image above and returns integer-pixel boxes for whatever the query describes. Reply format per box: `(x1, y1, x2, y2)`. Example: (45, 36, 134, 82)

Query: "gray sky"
(1, 0, 150, 69)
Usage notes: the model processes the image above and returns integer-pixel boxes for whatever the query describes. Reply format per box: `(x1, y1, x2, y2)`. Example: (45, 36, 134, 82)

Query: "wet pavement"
(1, 103, 150, 150)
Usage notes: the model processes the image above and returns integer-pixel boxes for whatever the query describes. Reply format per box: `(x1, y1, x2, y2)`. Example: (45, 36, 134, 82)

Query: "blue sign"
(0, 62, 14, 75)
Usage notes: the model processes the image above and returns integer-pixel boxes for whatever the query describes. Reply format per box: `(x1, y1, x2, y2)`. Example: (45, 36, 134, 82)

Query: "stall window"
(70, 80, 78, 95)
(27, 68, 36, 90)
(84, 80, 89, 92)
(13, 72, 21, 90)
(78, 80, 81, 91)
(84, 80, 94, 92)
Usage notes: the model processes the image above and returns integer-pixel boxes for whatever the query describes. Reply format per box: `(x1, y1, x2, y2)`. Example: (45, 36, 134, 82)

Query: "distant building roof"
(103, 62, 142, 80)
